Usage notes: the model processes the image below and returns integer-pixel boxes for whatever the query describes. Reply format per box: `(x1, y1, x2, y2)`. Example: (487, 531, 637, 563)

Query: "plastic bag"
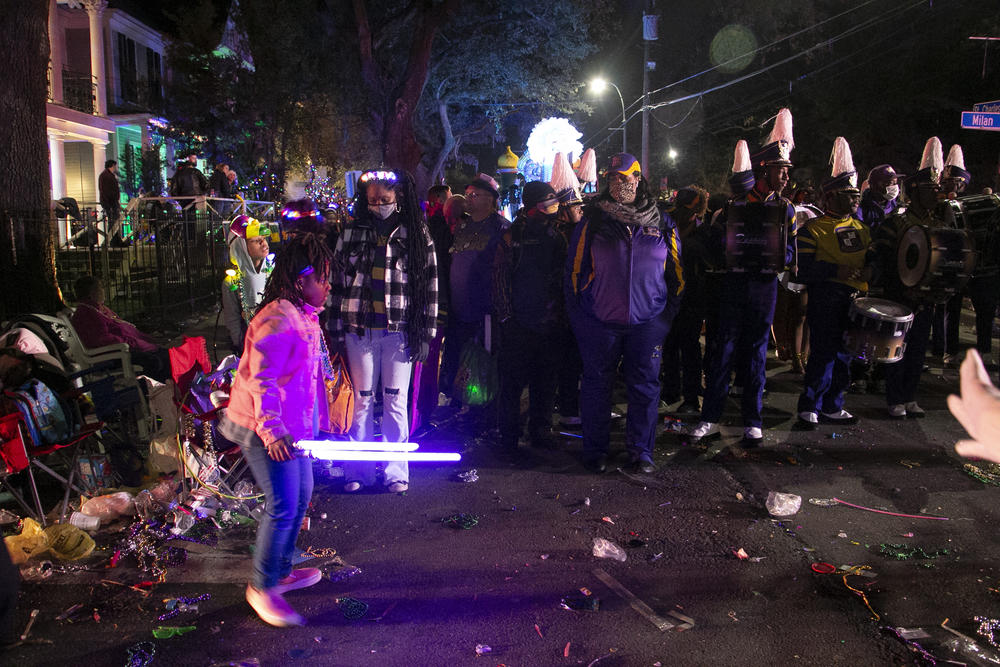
(325, 353, 355, 435)
(592, 537, 627, 562)
(4, 517, 49, 564)
(453, 340, 497, 406)
(80, 491, 135, 523)
(766, 491, 802, 517)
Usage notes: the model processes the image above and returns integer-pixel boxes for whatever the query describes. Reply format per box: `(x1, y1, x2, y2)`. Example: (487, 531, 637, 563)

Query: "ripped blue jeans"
(343, 329, 413, 486)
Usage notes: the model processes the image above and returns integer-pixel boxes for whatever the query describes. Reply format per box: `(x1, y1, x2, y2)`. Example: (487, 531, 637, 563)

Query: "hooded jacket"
(222, 232, 274, 351)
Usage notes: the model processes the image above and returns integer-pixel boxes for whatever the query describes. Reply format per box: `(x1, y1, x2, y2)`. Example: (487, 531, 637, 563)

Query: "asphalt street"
(4, 320, 997, 667)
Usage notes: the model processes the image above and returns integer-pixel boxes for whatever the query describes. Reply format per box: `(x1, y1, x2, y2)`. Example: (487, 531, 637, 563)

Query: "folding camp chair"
(0, 410, 105, 526)
(4, 313, 154, 444)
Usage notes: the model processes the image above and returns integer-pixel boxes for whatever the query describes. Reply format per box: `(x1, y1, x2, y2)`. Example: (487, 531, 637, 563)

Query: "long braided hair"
(353, 170, 434, 347)
(258, 215, 334, 310)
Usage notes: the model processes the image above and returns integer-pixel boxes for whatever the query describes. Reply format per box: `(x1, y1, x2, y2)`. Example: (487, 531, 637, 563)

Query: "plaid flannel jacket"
(329, 219, 439, 344)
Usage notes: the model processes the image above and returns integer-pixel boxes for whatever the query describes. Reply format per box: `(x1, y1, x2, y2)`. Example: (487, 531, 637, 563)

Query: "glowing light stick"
(299, 440, 419, 452)
(299, 445, 461, 463)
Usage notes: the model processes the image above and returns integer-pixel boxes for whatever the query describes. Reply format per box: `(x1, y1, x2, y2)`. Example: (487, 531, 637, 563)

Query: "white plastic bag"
(592, 537, 627, 562)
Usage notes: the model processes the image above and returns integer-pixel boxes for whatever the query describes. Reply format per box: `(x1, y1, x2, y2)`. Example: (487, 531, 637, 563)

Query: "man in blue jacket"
(566, 153, 684, 474)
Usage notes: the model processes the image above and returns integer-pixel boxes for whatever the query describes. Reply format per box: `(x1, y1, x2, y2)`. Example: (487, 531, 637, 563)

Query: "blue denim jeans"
(240, 435, 313, 590)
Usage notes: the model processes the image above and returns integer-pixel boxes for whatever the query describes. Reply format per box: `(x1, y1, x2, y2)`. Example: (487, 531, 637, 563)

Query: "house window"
(146, 48, 162, 107)
(116, 33, 137, 104)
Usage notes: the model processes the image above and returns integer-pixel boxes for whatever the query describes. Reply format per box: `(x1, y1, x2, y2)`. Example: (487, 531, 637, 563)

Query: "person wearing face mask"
(566, 153, 684, 474)
(795, 138, 871, 429)
(492, 182, 568, 461)
(869, 137, 958, 419)
(689, 110, 797, 447)
(660, 186, 710, 416)
(329, 170, 439, 493)
(223, 214, 276, 355)
(855, 164, 900, 231)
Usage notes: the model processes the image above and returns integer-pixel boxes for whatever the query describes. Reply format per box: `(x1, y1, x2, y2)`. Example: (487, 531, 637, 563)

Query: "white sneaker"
(819, 409, 858, 424)
(246, 584, 305, 627)
(904, 401, 925, 417)
(344, 481, 363, 493)
(798, 411, 818, 425)
(888, 404, 907, 419)
(943, 353, 958, 366)
(688, 421, 720, 441)
(743, 426, 763, 441)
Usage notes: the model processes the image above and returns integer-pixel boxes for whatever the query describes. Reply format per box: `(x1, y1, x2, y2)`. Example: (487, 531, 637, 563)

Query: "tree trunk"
(0, 0, 62, 319)
(354, 0, 459, 176)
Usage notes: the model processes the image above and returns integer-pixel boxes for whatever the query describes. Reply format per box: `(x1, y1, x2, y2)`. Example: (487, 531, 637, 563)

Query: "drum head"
(897, 225, 930, 288)
(853, 297, 914, 322)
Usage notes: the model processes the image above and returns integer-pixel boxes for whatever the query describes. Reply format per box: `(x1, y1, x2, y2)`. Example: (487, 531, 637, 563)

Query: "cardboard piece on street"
(592, 568, 683, 632)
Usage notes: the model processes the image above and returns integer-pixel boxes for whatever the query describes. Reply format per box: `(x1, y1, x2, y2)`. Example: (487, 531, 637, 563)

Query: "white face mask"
(884, 184, 899, 202)
(372, 203, 397, 220)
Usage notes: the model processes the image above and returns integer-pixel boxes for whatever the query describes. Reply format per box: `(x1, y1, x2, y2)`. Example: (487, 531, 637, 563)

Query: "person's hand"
(409, 341, 429, 364)
(948, 349, 1000, 463)
(265, 436, 295, 462)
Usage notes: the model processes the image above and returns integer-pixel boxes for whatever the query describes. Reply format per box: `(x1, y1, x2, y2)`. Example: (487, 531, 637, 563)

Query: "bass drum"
(896, 225, 975, 301)
(843, 297, 914, 363)
(948, 194, 1000, 278)
(725, 199, 788, 273)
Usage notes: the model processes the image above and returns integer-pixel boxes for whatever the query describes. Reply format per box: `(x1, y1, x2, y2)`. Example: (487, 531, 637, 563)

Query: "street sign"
(973, 100, 1000, 112)
(961, 111, 1000, 131)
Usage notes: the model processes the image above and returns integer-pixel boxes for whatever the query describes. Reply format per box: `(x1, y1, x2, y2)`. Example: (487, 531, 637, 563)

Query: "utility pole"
(969, 36, 1000, 79)
(641, 3, 657, 177)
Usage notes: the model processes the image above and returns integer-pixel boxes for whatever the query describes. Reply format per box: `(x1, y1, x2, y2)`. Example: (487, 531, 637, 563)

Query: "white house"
(47, 0, 177, 243)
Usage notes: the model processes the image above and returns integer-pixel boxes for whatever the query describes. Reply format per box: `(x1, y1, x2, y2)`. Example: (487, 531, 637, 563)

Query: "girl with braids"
(218, 218, 333, 627)
(329, 169, 439, 494)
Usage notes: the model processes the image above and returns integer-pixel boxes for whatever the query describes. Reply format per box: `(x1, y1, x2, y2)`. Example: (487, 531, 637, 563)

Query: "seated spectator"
(70, 275, 171, 382)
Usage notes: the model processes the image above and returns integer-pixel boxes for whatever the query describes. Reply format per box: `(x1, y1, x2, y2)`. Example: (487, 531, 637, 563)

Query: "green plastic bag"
(453, 339, 497, 406)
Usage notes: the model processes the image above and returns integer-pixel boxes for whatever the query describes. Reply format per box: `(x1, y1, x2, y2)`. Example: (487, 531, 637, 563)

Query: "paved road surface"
(4, 341, 996, 666)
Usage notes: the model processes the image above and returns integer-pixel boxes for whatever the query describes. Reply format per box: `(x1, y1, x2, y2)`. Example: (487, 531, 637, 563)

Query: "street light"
(591, 77, 627, 153)
(668, 148, 678, 161)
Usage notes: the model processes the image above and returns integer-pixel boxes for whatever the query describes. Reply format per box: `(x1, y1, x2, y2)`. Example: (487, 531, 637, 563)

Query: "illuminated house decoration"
(520, 117, 584, 184)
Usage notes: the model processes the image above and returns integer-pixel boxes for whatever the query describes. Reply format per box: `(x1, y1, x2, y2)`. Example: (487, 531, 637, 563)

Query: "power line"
(584, 0, 927, 149)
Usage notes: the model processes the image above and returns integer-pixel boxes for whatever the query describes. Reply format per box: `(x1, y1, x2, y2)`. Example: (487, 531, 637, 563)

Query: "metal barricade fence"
(54, 197, 279, 328)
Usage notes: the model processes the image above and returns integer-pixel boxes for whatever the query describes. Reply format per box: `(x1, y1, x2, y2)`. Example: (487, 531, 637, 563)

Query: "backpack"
(7, 379, 73, 447)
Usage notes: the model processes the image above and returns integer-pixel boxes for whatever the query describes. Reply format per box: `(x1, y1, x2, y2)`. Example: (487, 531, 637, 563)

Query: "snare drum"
(844, 297, 914, 363)
(896, 225, 975, 300)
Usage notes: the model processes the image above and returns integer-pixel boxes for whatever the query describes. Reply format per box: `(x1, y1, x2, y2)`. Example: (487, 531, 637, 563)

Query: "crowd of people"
(208, 107, 1000, 627)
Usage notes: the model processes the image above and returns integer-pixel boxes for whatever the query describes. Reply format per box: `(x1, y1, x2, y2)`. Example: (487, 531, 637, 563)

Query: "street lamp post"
(591, 77, 627, 153)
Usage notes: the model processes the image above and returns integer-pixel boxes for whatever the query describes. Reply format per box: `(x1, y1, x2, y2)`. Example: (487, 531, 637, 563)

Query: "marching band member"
(689, 110, 796, 446)
(796, 137, 870, 428)
(932, 144, 973, 364)
(855, 164, 900, 231)
(870, 137, 957, 418)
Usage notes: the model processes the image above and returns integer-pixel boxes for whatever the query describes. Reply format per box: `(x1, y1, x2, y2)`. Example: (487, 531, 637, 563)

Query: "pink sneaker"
(246, 584, 305, 627)
(272, 567, 322, 594)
